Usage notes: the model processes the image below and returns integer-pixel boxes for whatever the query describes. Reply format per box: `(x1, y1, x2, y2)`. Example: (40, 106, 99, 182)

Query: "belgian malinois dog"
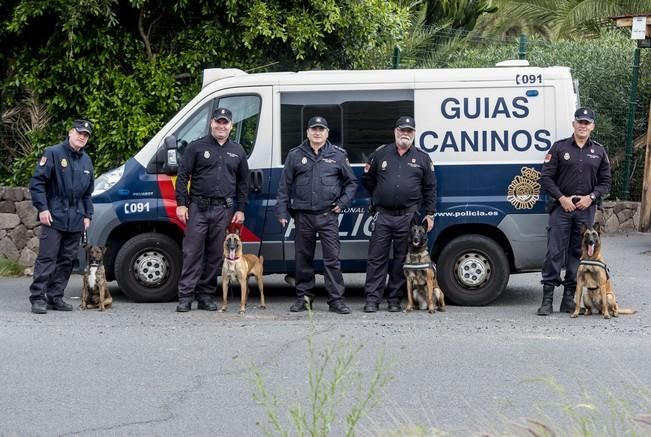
(220, 228, 265, 313)
(403, 224, 445, 313)
(80, 246, 112, 311)
(571, 223, 635, 319)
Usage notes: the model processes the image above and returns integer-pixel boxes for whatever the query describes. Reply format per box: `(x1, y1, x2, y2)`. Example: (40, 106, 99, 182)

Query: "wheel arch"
(431, 223, 515, 272)
(104, 221, 183, 282)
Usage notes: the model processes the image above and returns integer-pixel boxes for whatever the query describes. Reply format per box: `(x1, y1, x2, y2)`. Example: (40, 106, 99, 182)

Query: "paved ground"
(1, 232, 650, 436)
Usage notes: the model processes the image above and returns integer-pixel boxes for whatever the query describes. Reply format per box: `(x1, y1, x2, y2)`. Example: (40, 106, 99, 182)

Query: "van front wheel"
(437, 235, 509, 306)
(114, 233, 181, 302)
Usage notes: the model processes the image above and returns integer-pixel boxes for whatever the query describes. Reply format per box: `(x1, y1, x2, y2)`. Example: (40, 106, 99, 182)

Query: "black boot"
(559, 286, 576, 313)
(536, 285, 554, 316)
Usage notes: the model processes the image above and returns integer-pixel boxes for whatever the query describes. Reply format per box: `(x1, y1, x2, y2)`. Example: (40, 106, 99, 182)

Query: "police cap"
(307, 116, 328, 129)
(395, 116, 415, 130)
(574, 107, 595, 123)
(72, 119, 93, 135)
(212, 107, 233, 122)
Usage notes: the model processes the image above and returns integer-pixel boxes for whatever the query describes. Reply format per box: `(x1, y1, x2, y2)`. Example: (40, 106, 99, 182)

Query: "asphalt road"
(1, 232, 650, 437)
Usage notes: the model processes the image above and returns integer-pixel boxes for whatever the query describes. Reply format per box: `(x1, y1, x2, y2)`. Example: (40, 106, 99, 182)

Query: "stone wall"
(596, 201, 640, 233)
(0, 187, 40, 274)
(0, 187, 644, 276)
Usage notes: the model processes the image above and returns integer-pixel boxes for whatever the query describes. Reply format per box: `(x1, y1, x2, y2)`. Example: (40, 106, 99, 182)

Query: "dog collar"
(580, 259, 610, 279)
(89, 262, 101, 267)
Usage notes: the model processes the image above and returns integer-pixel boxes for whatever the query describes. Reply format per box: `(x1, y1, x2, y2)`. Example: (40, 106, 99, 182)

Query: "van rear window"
(281, 90, 413, 164)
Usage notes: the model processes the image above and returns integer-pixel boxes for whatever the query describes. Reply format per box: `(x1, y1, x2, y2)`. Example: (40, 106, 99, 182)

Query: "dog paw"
(260, 305, 267, 309)
(570, 313, 579, 318)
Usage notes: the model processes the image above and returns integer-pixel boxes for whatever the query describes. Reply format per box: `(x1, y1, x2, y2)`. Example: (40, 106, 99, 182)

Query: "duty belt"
(377, 205, 418, 216)
(191, 196, 231, 208)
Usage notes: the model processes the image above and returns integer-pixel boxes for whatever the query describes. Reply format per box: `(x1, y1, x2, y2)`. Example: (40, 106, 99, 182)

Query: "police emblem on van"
(507, 167, 541, 209)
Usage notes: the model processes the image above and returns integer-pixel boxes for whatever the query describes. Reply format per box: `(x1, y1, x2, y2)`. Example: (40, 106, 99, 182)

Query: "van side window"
(174, 102, 213, 157)
(280, 90, 413, 163)
(217, 94, 262, 156)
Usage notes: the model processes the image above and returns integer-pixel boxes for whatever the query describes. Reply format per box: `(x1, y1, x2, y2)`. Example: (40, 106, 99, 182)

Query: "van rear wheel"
(437, 235, 509, 306)
(115, 233, 181, 302)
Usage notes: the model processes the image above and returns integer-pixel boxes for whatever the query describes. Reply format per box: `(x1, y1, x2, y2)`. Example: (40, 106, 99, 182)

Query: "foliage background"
(1, 0, 650, 200)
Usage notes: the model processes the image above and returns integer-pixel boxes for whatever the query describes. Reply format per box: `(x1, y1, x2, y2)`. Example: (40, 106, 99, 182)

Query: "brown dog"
(81, 246, 112, 311)
(403, 224, 445, 313)
(571, 223, 635, 319)
(220, 229, 265, 313)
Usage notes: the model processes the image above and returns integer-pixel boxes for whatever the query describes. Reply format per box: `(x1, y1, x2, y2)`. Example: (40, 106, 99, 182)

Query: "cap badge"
(583, 110, 588, 115)
(301, 157, 307, 164)
(381, 160, 387, 170)
(61, 158, 68, 168)
(406, 118, 410, 123)
(204, 151, 210, 159)
(563, 152, 570, 161)
(39, 156, 47, 166)
(84, 122, 89, 128)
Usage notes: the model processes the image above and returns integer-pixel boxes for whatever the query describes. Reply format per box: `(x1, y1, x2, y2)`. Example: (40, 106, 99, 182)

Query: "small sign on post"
(632, 16, 647, 39)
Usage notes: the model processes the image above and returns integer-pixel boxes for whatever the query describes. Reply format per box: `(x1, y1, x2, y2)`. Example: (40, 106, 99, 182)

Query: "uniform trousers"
(541, 204, 596, 288)
(178, 202, 233, 302)
(364, 212, 415, 305)
(29, 225, 81, 303)
(294, 210, 345, 305)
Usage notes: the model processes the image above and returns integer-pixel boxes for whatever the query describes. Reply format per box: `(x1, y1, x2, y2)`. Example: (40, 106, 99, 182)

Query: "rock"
(24, 190, 31, 200)
(0, 213, 20, 230)
(0, 238, 20, 261)
(3, 187, 24, 202)
(0, 230, 5, 240)
(0, 201, 15, 213)
(619, 219, 636, 233)
(9, 224, 28, 250)
(26, 236, 39, 251)
(18, 247, 37, 268)
(615, 207, 637, 224)
(604, 213, 619, 233)
(15, 201, 39, 229)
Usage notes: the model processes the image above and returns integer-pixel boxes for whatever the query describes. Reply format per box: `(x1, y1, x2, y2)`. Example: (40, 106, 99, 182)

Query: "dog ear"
(579, 223, 587, 235)
(101, 246, 107, 255)
(235, 226, 241, 236)
(593, 222, 602, 235)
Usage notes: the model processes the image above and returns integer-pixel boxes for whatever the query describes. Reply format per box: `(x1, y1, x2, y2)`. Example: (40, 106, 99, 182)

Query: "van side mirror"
(162, 136, 179, 175)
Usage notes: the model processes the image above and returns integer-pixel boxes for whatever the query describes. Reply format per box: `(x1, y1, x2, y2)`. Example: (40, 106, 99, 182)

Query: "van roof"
(201, 65, 572, 90)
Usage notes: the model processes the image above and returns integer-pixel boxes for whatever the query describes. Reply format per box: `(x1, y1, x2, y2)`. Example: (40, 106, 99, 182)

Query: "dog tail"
(618, 308, 637, 315)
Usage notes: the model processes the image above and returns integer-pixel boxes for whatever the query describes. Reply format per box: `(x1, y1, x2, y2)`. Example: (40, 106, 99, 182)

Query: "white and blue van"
(88, 61, 577, 305)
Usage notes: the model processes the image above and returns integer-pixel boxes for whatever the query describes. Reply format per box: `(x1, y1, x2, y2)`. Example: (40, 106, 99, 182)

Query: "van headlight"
(92, 164, 125, 196)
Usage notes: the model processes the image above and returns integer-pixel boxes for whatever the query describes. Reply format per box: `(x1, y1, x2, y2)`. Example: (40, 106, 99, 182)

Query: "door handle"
(250, 169, 263, 193)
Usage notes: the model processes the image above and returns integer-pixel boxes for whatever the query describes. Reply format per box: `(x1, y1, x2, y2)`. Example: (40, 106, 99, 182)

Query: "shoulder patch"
(332, 145, 347, 154)
(414, 147, 429, 156)
(39, 156, 47, 166)
(375, 144, 388, 152)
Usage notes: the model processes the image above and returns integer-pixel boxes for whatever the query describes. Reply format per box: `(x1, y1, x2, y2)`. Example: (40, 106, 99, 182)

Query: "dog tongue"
(229, 248, 236, 259)
(588, 244, 594, 257)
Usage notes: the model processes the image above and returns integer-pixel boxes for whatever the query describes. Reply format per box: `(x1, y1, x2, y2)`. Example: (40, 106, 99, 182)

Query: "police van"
(88, 61, 577, 305)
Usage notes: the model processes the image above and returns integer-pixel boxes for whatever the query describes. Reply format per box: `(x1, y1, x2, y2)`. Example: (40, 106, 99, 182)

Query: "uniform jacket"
(175, 136, 249, 211)
(541, 136, 611, 200)
(29, 139, 94, 232)
(362, 143, 437, 215)
(277, 141, 357, 220)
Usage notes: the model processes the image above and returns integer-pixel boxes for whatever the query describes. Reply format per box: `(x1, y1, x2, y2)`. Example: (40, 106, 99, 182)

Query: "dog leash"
(579, 259, 610, 280)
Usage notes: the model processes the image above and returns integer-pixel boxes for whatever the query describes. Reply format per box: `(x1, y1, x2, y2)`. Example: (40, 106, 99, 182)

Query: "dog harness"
(403, 262, 437, 274)
(579, 259, 610, 280)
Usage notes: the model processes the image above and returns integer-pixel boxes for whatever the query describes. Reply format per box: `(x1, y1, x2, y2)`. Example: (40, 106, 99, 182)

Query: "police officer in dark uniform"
(175, 108, 249, 312)
(28, 119, 95, 314)
(362, 116, 437, 313)
(538, 107, 611, 315)
(277, 116, 358, 314)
